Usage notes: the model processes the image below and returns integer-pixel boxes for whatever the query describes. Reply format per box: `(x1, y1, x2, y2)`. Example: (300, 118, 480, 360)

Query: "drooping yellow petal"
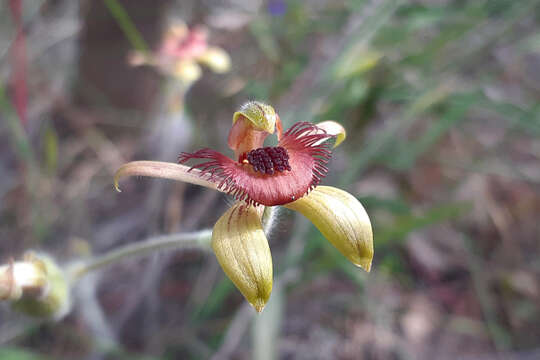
(113, 161, 220, 192)
(285, 186, 373, 271)
(315, 121, 347, 148)
(212, 203, 273, 312)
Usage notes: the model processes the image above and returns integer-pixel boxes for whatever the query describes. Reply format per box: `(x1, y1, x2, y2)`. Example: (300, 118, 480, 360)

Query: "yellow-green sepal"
(285, 186, 373, 271)
(212, 203, 273, 312)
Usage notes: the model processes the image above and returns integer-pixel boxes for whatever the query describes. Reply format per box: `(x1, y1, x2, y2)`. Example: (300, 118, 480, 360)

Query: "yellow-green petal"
(284, 186, 373, 271)
(232, 101, 277, 134)
(212, 203, 273, 312)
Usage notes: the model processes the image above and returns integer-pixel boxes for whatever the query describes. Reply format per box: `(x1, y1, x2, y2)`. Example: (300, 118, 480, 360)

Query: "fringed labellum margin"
(179, 122, 334, 206)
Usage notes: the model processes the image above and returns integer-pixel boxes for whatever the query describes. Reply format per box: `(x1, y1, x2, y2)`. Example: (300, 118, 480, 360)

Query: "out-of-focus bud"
(285, 186, 373, 271)
(0, 252, 71, 320)
(0, 258, 46, 300)
(212, 203, 273, 312)
(197, 46, 231, 73)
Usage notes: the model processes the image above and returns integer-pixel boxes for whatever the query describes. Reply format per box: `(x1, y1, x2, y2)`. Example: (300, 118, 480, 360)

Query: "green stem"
(461, 234, 512, 351)
(68, 230, 212, 281)
(103, 0, 149, 53)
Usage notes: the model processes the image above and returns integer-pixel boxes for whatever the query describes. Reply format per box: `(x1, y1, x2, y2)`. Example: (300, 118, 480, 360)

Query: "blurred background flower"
(1, 0, 540, 359)
(128, 21, 230, 85)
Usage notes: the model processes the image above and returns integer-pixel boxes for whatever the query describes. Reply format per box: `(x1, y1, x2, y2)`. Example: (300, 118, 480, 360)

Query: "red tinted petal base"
(178, 122, 333, 206)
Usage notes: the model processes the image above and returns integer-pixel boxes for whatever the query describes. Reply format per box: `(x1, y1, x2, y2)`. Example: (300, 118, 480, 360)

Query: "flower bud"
(0, 259, 46, 300)
(212, 203, 273, 312)
(1, 252, 71, 320)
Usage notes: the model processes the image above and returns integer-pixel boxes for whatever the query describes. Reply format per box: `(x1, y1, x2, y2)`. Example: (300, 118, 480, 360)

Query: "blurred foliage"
(0, 348, 51, 360)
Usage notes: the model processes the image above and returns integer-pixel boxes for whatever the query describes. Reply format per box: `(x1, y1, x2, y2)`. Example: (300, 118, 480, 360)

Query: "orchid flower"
(114, 102, 373, 312)
(128, 22, 230, 85)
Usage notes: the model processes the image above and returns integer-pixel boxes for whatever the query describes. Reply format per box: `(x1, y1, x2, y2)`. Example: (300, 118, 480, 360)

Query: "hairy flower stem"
(261, 206, 278, 235)
(67, 230, 212, 281)
(66, 207, 280, 282)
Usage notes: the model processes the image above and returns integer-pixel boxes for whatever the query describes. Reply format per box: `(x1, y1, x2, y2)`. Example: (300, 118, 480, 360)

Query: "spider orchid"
(128, 22, 230, 84)
(114, 102, 373, 312)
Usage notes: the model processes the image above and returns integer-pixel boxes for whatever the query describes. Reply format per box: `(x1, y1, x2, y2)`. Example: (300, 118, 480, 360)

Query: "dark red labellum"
(246, 146, 291, 175)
